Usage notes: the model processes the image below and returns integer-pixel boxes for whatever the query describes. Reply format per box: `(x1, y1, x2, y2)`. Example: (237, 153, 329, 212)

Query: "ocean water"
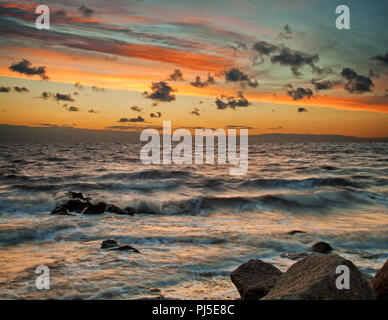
(0, 142, 387, 299)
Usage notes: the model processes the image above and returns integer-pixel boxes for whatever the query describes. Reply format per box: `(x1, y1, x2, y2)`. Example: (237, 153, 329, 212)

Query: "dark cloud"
(67, 106, 80, 112)
(91, 86, 105, 92)
(53, 9, 67, 18)
(55, 93, 74, 102)
(130, 105, 142, 112)
(150, 112, 162, 118)
(227, 125, 253, 129)
(191, 107, 200, 116)
(143, 81, 176, 102)
(312, 79, 333, 91)
(371, 52, 388, 65)
(9, 59, 49, 80)
(340, 68, 374, 94)
(118, 116, 145, 123)
(215, 92, 250, 110)
(79, 6, 94, 17)
(269, 126, 283, 130)
(224, 68, 250, 82)
(287, 86, 314, 100)
(0, 86, 11, 92)
(190, 73, 216, 88)
(88, 109, 99, 114)
(168, 69, 184, 81)
(298, 107, 308, 113)
(279, 24, 293, 39)
(271, 48, 319, 77)
(247, 79, 259, 88)
(252, 41, 278, 55)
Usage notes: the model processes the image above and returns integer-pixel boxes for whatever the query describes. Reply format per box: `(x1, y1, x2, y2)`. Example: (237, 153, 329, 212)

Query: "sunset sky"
(0, 0, 387, 137)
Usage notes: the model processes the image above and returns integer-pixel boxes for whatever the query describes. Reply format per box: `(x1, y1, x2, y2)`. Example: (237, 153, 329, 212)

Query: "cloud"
(118, 116, 145, 123)
(340, 68, 374, 94)
(312, 79, 333, 91)
(91, 86, 105, 92)
(227, 125, 253, 129)
(271, 47, 319, 77)
(191, 107, 200, 116)
(143, 81, 176, 102)
(252, 41, 278, 55)
(79, 6, 94, 17)
(215, 92, 250, 110)
(13, 86, 28, 93)
(168, 69, 184, 81)
(224, 68, 250, 82)
(279, 24, 293, 39)
(9, 59, 49, 80)
(130, 105, 142, 112)
(88, 109, 99, 113)
(269, 126, 283, 130)
(298, 107, 308, 113)
(0, 86, 10, 92)
(371, 52, 388, 66)
(67, 106, 80, 112)
(287, 86, 314, 100)
(55, 93, 74, 102)
(190, 74, 216, 88)
(150, 112, 162, 118)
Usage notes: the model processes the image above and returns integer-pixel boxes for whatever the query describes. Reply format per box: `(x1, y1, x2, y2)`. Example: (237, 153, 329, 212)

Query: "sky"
(0, 0, 387, 138)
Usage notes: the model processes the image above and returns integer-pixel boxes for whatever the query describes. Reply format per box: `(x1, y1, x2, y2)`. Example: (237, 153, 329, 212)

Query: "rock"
(124, 206, 136, 215)
(68, 191, 84, 200)
(287, 230, 306, 235)
(51, 205, 69, 215)
(263, 254, 376, 300)
(280, 252, 310, 260)
(83, 202, 107, 214)
(371, 259, 388, 300)
(230, 259, 282, 300)
(110, 245, 140, 253)
(101, 239, 120, 249)
(311, 241, 333, 253)
(64, 199, 90, 212)
(106, 204, 131, 215)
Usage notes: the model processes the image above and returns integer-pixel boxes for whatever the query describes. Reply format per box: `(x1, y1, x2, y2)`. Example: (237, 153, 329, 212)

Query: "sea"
(0, 142, 387, 299)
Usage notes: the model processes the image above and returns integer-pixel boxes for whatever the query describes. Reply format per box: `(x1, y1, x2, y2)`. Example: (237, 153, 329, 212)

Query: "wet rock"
(371, 259, 388, 300)
(101, 239, 120, 249)
(287, 230, 306, 235)
(64, 199, 90, 213)
(280, 252, 310, 260)
(51, 205, 76, 216)
(110, 245, 140, 253)
(230, 259, 282, 300)
(311, 241, 333, 253)
(124, 206, 136, 215)
(106, 204, 131, 215)
(68, 191, 85, 200)
(263, 254, 376, 300)
(83, 202, 107, 214)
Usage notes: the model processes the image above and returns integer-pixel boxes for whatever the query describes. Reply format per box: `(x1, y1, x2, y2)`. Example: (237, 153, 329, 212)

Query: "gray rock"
(101, 239, 120, 249)
(263, 254, 376, 300)
(371, 259, 388, 300)
(311, 241, 333, 253)
(230, 259, 282, 300)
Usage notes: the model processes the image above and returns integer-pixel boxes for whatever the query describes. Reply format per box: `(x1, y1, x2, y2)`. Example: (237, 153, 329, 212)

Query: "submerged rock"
(311, 241, 333, 253)
(280, 252, 310, 260)
(124, 206, 136, 215)
(101, 239, 120, 249)
(263, 254, 376, 300)
(83, 202, 107, 214)
(371, 259, 388, 300)
(287, 230, 306, 235)
(51, 205, 75, 216)
(230, 259, 282, 300)
(106, 204, 132, 215)
(110, 245, 140, 253)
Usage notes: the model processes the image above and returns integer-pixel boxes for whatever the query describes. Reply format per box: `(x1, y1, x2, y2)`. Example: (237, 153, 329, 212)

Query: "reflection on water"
(0, 143, 387, 299)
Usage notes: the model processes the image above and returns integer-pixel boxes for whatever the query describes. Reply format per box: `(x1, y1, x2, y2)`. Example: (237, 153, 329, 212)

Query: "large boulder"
(371, 259, 388, 300)
(64, 199, 90, 212)
(263, 254, 376, 300)
(101, 239, 120, 249)
(83, 202, 107, 214)
(230, 259, 282, 300)
(311, 241, 333, 253)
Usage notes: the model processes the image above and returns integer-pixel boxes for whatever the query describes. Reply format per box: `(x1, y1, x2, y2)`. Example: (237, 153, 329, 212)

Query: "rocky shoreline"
(51, 191, 387, 300)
